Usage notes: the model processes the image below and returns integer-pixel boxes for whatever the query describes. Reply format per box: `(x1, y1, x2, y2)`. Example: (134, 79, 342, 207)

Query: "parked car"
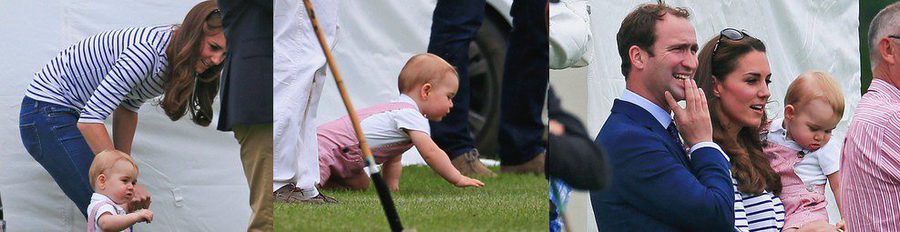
(466, 0, 513, 157)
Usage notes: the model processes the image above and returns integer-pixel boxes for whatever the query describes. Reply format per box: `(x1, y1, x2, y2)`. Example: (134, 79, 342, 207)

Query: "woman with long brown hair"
(695, 29, 838, 231)
(695, 28, 782, 231)
(18, 0, 224, 218)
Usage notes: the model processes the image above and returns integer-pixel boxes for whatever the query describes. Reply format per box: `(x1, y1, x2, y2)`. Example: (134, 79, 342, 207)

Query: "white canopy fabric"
(0, 1, 249, 231)
(572, 0, 860, 231)
(0, 0, 469, 230)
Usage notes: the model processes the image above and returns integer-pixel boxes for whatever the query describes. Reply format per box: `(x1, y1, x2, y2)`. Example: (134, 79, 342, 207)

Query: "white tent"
(0, 0, 496, 230)
(561, 0, 860, 231)
(0, 1, 249, 231)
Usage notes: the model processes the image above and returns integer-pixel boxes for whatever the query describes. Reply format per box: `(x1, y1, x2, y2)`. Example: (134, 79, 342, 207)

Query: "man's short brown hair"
(617, 0, 691, 77)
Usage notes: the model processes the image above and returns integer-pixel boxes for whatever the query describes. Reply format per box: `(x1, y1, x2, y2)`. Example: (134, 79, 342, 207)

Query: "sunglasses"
(890, 35, 900, 40)
(710, 28, 750, 60)
(207, 9, 221, 19)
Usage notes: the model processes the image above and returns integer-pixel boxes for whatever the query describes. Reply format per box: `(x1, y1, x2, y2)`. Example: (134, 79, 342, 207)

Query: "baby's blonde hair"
(784, 71, 845, 118)
(397, 53, 458, 94)
(88, 149, 140, 189)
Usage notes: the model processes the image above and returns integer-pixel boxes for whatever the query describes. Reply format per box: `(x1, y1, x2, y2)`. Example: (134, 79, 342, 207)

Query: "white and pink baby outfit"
(763, 118, 842, 229)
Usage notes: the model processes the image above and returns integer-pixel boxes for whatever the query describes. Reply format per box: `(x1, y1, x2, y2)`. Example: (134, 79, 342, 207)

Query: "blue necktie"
(667, 122, 684, 149)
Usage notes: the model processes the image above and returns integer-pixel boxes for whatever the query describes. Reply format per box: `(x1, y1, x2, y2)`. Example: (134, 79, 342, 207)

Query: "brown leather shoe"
(451, 149, 497, 177)
(273, 184, 338, 204)
(500, 151, 545, 174)
(303, 193, 338, 204)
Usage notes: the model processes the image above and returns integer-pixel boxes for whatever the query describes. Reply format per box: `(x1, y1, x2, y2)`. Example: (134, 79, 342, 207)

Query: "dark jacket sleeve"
(216, 0, 274, 131)
(596, 128, 734, 231)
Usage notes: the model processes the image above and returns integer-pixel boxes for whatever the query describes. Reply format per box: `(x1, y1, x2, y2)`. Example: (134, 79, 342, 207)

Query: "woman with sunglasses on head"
(694, 29, 838, 232)
(18, 0, 225, 219)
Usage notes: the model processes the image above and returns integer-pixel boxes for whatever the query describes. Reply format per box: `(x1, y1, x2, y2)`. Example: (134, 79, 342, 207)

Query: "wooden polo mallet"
(302, 0, 405, 231)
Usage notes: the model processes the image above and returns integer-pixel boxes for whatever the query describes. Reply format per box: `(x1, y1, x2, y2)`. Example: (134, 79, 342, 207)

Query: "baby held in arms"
(763, 71, 846, 231)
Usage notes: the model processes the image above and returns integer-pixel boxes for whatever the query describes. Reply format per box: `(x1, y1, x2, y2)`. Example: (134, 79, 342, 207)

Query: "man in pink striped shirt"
(840, 2, 900, 231)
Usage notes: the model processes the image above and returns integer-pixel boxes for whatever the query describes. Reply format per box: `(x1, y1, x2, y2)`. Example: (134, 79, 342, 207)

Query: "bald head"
(398, 53, 458, 94)
(869, 2, 900, 70)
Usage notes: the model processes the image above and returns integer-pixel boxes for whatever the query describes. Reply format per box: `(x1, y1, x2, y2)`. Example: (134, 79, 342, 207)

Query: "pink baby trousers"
(317, 102, 416, 184)
(765, 143, 829, 229)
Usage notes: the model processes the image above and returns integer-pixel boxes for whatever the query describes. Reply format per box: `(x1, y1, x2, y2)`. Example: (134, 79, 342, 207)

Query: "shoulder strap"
(87, 200, 132, 232)
(355, 102, 417, 119)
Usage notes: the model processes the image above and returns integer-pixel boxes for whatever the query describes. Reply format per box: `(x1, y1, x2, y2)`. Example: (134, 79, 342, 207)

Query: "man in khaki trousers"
(217, 0, 274, 231)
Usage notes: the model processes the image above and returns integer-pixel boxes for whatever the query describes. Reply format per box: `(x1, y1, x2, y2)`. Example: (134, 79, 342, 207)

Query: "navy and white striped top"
(733, 178, 785, 232)
(26, 25, 175, 124)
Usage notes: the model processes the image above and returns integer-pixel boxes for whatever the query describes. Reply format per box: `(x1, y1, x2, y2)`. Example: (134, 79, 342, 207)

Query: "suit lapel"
(611, 100, 690, 167)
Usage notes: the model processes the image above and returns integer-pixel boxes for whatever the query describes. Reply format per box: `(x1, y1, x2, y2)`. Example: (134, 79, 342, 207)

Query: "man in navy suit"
(217, 0, 273, 231)
(590, 2, 735, 231)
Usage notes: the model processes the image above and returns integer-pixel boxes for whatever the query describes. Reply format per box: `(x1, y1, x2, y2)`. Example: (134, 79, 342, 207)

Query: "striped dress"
(840, 79, 900, 231)
(26, 25, 174, 124)
(733, 178, 785, 232)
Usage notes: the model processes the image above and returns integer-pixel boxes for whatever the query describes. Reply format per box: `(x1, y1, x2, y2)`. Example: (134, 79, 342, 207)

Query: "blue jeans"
(428, 0, 547, 165)
(427, 0, 486, 159)
(19, 97, 94, 219)
(497, 0, 548, 165)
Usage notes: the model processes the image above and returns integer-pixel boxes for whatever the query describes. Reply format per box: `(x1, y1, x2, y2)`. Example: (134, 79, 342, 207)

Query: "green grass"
(275, 165, 547, 231)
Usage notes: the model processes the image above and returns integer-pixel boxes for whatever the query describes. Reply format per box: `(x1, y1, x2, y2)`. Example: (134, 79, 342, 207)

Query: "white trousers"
(273, 0, 338, 194)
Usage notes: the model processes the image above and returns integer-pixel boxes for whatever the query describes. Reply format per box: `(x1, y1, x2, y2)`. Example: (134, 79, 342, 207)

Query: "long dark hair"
(695, 33, 781, 196)
(160, 0, 222, 126)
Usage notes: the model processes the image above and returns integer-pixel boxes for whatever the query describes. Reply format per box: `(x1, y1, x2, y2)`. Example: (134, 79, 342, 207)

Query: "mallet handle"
(301, 1, 404, 231)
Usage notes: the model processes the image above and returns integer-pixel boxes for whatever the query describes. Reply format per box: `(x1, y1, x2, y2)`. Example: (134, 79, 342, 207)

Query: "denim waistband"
(22, 96, 79, 114)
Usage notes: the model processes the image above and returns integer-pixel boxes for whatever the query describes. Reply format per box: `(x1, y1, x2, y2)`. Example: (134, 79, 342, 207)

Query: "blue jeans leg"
(427, 0, 486, 159)
(498, 0, 549, 165)
(19, 97, 95, 219)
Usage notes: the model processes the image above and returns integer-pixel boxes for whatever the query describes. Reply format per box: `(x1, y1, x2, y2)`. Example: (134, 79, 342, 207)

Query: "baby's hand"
(454, 176, 485, 188)
(132, 209, 154, 223)
(389, 184, 400, 192)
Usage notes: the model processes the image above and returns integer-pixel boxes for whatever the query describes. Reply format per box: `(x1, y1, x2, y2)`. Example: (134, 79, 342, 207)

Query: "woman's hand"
(795, 220, 838, 232)
(126, 184, 152, 213)
(836, 219, 846, 231)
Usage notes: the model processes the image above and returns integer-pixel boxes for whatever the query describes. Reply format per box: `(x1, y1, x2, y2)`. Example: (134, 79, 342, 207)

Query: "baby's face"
(785, 99, 841, 151)
(99, 160, 138, 204)
(421, 76, 459, 121)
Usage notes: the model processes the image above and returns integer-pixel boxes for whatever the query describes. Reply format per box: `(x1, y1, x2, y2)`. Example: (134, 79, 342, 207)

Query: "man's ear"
(712, 77, 723, 97)
(97, 174, 107, 189)
(880, 38, 897, 65)
(420, 83, 433, 100)
(629, 45, 646, 70)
